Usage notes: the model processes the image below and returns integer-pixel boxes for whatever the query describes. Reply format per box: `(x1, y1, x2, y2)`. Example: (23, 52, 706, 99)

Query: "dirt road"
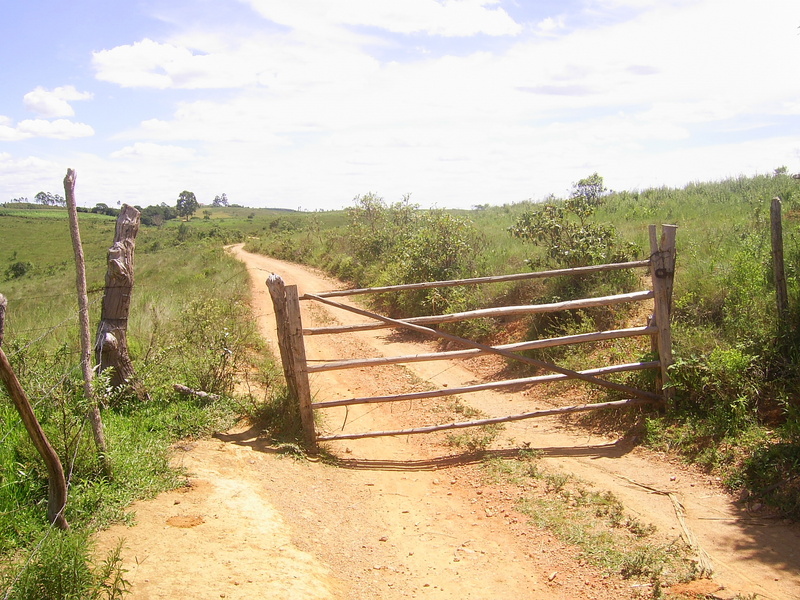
(96, 245, 800, 599)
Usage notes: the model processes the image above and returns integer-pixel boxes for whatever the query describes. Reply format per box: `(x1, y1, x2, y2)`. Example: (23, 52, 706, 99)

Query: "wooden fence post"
(96, 204, 146, 399)
(266, 274, 317, 451)
(771, 197, 789, 325)
(0, 293, 5, 348)
(0, 295, 70, 530)
(649, 224, 677, 401)
(64, 168, 112, 478)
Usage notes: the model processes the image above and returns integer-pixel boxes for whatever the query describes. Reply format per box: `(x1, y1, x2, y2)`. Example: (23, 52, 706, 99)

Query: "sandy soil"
(95, 245, 800, 600)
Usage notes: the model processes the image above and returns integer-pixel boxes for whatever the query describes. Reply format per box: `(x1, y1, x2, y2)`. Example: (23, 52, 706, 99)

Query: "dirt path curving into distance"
(96, 244, 800, 600)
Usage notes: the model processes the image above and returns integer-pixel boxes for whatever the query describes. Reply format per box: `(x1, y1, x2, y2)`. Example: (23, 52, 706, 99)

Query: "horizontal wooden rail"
(307, 325, 657, 373)
(304, 290, 654, 336)
(304, 260, 651, 299)
(316, 397, 656, 441)
(311, 361, 659, 409)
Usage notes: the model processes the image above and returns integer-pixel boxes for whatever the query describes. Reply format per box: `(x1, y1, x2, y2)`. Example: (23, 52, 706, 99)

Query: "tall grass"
(0, 215, 279, 599)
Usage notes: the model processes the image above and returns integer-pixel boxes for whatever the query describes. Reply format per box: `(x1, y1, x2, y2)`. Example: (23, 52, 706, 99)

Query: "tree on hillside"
(33, 191, 66, 206)
(212, 193, 229, 207)
(570, 172, 607, 206)
(176, 190, 199, 221)
(141, 203, 178, 226)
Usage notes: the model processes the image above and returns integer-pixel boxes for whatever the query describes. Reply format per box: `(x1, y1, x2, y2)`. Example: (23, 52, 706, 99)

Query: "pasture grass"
(0, 214, 283, 599)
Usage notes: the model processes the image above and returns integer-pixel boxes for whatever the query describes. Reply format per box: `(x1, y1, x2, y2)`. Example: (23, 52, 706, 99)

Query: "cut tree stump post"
(266, 274, 317, 451)
(0, 294, 69, 530)
(96, 204, 145, 398)
(649, 224, 677, 402)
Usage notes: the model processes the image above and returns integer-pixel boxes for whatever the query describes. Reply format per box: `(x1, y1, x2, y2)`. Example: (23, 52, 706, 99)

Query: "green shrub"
(669, 347, 761, 435)
(5, 261, 34, 280)
(178, 297, 260, 396)
(374, 210, 486, 319)
(2, 531, 128, 600)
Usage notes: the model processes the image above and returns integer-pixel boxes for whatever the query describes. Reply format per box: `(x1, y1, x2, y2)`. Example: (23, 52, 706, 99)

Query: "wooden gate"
(267, 225, 676, 451)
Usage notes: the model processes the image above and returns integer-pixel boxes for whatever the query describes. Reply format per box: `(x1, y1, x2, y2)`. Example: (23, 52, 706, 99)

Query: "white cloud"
(91, 1, 521, 91)
(0, 154, 64, 200)
(0, 125, 27, 142)
(110, 142, 197, 161)
(23, 85, 93, 117)
(93, 39, 197, 88)
(247, 0, 522, 37)
(16, 119, 95, 140)
(535, 16, 565, 35)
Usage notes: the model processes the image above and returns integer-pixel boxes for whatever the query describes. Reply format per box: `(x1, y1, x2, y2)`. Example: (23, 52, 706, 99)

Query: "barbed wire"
(3, 297, 102, 360)
(0, 284, 143, 303)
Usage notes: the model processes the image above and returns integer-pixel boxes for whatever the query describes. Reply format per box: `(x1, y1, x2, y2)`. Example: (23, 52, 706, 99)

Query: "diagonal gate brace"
(302, 294, 663, 403)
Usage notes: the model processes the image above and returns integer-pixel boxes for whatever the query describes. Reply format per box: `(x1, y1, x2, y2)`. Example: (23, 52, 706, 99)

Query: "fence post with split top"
(96, 204, 146, 399)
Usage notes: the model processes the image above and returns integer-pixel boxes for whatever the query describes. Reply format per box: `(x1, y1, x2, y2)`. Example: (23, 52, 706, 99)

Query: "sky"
(0, 0, 798, 211)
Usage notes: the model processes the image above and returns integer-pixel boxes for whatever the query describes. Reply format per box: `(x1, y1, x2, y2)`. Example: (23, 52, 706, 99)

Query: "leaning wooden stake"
(96, 204, 145, 398)
(266, 274, 317, 451)
(649, 224, 677, 401)
(0, 294, 5, 348)
(771, 197, 789, 325)
(0, 295, 69, 529)
(64, 169, 112, 478)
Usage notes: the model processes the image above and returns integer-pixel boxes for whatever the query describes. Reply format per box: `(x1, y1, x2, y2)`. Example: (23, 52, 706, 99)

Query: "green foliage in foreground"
(2, 533, 128, 600)
(0, 219, 285, 599)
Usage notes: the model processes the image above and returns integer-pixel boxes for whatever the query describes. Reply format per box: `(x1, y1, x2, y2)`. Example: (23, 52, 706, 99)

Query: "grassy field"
(2, 173, 800, 597)
(0, 208, 287, 599)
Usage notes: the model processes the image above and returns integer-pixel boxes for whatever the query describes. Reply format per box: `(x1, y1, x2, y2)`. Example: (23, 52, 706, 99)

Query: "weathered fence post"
(649, 224, 677, 401)
(0, 293, 5, 347)
(96, 204, 146, 398)
(0, 294, 69, 529)
(64, 168, 112, 478)
(771, 197, 789, 325)
(266, 274, 317, 451)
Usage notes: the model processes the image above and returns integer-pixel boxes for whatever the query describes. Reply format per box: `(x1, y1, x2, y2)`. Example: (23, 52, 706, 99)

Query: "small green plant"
(1, 532, 129, 600)
(669, 346, 760, 435)
(250, 386, 304, 442)
(5, 260, 33, 279)
(445, 424, 503, 453)
(479, 454, 694, 588)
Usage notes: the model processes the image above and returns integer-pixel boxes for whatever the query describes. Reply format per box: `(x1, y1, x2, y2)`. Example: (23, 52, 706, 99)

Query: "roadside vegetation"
(2, 170, 800, 597)
(244, 171, 800, 521)
(0, 208, 286, 599)
(482, 450, 696, 593)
